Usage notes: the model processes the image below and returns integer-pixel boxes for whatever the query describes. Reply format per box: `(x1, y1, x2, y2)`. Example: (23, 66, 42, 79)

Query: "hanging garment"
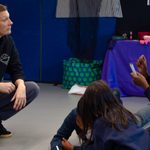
(56, 0, 70, 17)
(56, 0, 122, 60)
(56, 0, 102, 17)
(56, 0, 122, 18)
(99, 0, 123, 17)
(67, 18, 99, 60)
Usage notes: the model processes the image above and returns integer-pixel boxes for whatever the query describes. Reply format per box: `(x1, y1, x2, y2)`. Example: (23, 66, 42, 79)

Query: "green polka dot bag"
(63, 58, 102, 89)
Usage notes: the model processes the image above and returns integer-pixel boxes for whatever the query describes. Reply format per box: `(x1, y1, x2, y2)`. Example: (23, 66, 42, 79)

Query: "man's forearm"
(15, 79, 25, 87)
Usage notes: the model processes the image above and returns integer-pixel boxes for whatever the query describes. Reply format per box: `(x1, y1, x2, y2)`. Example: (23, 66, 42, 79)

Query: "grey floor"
(0, 83, 150, 150)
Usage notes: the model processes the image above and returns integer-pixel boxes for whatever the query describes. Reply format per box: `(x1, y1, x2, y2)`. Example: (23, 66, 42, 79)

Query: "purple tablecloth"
(102, 40, 150, 96)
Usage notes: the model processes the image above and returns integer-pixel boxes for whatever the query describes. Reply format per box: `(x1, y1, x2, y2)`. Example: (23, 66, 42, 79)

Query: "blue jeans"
(135, 105, 150, 129)
(0, 81, 40, 120)
(112, 88, 150, 129)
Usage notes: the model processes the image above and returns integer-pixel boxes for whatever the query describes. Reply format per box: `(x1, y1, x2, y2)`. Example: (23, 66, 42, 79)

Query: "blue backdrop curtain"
(0, 0, 116, 83)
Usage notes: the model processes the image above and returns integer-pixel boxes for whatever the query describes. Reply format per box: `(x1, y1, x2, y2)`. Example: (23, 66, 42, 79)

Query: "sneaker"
(0, 123, 12, 138)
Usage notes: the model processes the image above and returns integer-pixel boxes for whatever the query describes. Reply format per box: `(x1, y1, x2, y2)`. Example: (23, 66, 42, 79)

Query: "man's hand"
(11, 79, 26, 111)
(131, 72, 149, 89)
(0, 82, 16, 94)
(61, 138, 74, 150)
(136, 55, 148, 77)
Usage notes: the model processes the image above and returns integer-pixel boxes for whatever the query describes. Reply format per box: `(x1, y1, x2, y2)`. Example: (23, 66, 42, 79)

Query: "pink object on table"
(140, 39, 150, 44)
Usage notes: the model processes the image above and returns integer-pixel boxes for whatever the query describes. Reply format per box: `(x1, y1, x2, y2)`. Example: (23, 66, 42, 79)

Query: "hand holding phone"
(129, 63, 137, 75)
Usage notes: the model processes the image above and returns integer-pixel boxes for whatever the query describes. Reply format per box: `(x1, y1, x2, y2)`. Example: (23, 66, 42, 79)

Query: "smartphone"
(129, 63, 137, 74)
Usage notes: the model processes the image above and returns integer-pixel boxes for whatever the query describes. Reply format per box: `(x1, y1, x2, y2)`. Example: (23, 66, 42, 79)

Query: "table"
(102, 40, 150, 96)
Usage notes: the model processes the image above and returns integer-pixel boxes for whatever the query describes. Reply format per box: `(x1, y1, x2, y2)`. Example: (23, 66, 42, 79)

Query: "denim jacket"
(50, 108, 94, 150)
(50, 107, 150, 150)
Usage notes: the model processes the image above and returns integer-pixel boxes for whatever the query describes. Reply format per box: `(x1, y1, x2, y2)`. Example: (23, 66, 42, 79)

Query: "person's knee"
(25, 81, 40, 103)
(29, 81, 40, 97)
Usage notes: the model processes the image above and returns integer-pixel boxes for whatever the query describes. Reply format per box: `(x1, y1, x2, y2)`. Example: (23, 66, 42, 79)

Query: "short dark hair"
(0, 4, 7, 12)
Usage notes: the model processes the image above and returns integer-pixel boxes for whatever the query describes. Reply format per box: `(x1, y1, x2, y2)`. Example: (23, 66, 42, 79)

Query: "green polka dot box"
(63, 58, 102, 89)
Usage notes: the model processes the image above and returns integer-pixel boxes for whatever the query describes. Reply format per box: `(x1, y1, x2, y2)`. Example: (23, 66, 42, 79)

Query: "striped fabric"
(56, 0, 70, 17)
(56, 0, 102, 17)
(56, 0, 123, 18)
(99, 0, 123, 18)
